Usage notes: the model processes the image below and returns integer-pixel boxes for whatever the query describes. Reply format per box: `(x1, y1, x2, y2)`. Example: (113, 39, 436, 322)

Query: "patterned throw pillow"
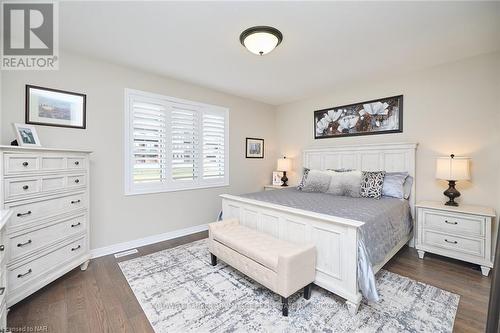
(301, 170, 331, 193)
(327, 170, 362, 197)
(360, 171, 386, 199)
(297, 168, 310, 190)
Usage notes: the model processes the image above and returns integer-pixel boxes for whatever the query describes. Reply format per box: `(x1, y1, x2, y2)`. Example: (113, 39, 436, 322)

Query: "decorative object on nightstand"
(272, 171, 283, 186)
(277, 157, 292, 186)
(415, 201, 495, 276)
(435, 154, 470, 206)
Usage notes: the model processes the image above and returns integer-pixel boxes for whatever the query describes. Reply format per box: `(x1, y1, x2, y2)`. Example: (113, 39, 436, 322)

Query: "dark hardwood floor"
(8, 232, 491, 332)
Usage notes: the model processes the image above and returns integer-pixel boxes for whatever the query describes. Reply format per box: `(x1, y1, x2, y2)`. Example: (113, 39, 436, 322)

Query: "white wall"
(276, 51, 500, 238)
(1, 52, 277, 249)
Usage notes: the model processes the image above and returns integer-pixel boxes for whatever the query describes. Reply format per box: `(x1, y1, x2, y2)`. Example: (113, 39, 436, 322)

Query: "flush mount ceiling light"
(240, 26, 283, 56)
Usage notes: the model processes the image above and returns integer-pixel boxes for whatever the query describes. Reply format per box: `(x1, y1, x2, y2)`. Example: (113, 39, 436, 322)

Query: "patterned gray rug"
(119, 239, 459, 332)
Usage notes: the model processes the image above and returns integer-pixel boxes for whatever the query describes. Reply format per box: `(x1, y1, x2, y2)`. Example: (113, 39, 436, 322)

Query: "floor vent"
(114, 249, 139, 258)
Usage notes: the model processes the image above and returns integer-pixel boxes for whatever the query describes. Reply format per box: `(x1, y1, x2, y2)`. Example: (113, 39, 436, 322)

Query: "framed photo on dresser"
(26, 85, 87, 129)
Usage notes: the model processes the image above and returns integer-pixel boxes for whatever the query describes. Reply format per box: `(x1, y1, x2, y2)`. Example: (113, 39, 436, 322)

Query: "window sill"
(124, 182, 230, 196)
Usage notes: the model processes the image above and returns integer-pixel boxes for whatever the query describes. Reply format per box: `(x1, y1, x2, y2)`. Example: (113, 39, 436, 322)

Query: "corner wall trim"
(90, 224, 208, 259)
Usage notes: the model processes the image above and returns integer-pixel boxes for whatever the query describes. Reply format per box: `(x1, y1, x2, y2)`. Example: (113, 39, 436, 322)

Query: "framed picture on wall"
(245, 138, 264, 158)
(26, 85, 87, 129)
(12, 123, 42, 147)
(314, 95, 403, 139)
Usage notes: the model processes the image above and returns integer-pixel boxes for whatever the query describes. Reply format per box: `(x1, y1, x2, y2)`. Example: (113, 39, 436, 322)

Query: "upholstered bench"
(208, 219, 316, 316)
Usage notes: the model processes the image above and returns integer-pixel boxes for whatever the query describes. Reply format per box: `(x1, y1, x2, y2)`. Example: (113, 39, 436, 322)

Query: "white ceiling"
(60, 1, 500, 105)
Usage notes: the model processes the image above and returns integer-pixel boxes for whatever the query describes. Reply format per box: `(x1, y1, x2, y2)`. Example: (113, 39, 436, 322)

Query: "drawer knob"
(17, 239, 32, 247)
(71, 222, 81, 228)
(74, 161, 80, 165)
(17, 210, 32, 217)
(445, 220, 458, 225)
(71, 245, 81, 251)
(71, 200, 81, 204)
(22, 185, 29, 190)
(17, 268, 32, 278)
(444, 239, 458, 244)
(0, 245, 4, 251)
(74, 179, 80, 184)
(0, 287, 4, 296)
(22, 161, 29, 167)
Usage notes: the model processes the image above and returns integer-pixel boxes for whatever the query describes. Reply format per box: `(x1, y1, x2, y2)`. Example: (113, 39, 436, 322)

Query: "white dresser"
(415, 201, 495, 276)
(0, 146, 91, 306)
(0, 209, 11, 329)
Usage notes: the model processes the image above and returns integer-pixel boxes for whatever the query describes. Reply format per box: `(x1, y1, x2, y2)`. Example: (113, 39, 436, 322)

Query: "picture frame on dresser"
(0, 146, 91, 307)
(12, 123, 41, 147)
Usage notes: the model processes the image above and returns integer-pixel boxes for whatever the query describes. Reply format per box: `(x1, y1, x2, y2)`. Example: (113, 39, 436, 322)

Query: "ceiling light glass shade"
(240, 26, 283, 56)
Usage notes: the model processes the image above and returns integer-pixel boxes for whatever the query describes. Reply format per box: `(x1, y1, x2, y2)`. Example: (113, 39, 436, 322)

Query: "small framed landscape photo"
(13, 123, 42, 147)
(26, 85, 87, 129)
(245, 138, 264, 158)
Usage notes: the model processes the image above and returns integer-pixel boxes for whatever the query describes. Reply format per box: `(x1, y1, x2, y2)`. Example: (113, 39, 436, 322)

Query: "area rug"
(119, 239, 459, 332)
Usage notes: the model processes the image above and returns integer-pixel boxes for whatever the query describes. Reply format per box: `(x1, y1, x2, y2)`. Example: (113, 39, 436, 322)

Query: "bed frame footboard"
(221, 194, 363, 313)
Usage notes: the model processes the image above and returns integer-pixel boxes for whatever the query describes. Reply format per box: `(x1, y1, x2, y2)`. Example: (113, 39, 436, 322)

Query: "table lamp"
(435, 154, 471, 206)
(277, 157, 292, 186)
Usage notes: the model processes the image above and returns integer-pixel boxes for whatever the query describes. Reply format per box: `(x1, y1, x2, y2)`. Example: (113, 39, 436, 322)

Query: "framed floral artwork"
(314, 95, 403, 139)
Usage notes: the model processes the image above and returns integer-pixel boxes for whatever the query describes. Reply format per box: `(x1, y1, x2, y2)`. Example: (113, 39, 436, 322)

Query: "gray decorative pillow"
(301, 170, 331, 193)
(403, 175, 414, 200)
(360, 171, 386, 199)
(297, 168, 310, 190)
(327, 170, 362, 197)
(382, 172, 408, 199)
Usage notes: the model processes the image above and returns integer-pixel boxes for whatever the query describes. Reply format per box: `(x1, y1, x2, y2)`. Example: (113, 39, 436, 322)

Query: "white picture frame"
(272, 171, 283, 185)
(13, 123, 42, 147)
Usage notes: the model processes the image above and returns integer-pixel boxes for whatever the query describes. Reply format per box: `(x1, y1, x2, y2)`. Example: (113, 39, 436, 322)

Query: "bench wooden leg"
(303, 283, 312, 300)
(210, 253, 217, 266)
(282, 296, 288, 316)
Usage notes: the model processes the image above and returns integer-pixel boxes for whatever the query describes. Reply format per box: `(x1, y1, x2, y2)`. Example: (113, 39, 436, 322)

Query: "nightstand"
(415, 201, 496, 276)
(264, 185, 290, 191)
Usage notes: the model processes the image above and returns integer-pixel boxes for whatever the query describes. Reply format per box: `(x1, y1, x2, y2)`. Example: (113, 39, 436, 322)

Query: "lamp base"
(444, 180, 460, 206)
(281, 171, 288, 187)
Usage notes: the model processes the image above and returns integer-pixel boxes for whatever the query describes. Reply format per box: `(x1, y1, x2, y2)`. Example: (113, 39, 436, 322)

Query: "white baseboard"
(90, 224, 208, 259)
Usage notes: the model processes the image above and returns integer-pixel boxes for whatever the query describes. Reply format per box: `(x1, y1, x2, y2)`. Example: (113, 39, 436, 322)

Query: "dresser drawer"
(9, 237, 87, 291)
(67, 157, 86, 169)
(67, 174, 86, 188)
(422, 210, 485, 237)
(5, 178, 40, 199)
(5, 175, 87, 201)
(4, 154, 39, 174)
(8, 192, 86, 226)
(423, 230, 484, 257)
(9, 214, 86, 260)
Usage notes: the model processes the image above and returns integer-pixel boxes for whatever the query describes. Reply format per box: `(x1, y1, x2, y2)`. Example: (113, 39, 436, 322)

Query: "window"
(124, 89, 229, 195)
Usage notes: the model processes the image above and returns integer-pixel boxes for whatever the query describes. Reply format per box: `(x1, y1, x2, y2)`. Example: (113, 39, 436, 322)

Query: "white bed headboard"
(303, 142, 418, 217)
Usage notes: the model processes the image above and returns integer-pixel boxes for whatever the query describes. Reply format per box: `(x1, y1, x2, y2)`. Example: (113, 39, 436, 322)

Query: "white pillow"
(301, 170, 332, 193)
(327, 170, 362, 198)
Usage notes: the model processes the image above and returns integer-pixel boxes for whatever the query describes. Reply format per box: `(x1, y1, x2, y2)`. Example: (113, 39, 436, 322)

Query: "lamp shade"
(277, 157, 292, 172)
(436, 155, 471, 181)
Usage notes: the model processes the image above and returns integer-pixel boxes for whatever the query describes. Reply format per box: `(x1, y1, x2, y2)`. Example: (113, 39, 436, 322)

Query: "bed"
(220, 143, 417, 314)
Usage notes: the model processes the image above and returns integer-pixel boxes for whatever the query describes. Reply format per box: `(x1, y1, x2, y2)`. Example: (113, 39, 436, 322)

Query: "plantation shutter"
(126, 90, 228, 194)
(171, 105, 198, 181)
(202, 112, 225, 179)
(131, 100, 167, 184)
